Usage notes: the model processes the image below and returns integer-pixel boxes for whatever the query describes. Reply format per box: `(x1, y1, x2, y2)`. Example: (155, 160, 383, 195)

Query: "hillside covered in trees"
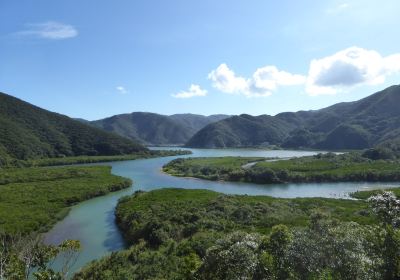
(187, 85, 400, 149)
(0, 92, 147, 165)
(91, 112, 229, 145)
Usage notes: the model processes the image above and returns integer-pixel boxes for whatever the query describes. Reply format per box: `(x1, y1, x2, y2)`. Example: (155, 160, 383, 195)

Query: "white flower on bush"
(368, 191, 400, 227)
(197, 232, 262, 279)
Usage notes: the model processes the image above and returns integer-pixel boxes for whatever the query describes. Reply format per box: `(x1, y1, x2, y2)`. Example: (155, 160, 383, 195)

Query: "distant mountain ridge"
(186, 85, 400, 149)
(91, 113, 229, 145)
(0, 92, 147, 164)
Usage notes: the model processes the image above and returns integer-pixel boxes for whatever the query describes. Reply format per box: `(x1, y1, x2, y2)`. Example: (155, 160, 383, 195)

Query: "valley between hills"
(1, 85, 400, 279)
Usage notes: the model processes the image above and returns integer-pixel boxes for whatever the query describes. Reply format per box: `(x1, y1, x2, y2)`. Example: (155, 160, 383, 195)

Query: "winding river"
(44, 148, 398, 274)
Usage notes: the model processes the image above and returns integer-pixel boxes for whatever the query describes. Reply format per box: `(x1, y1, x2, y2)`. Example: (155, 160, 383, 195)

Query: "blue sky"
(1, 0, 400, 120)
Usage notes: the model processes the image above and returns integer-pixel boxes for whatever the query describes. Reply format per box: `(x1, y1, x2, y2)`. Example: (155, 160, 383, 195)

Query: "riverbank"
(10, 149, 192, 167)
(40, 148, 399, 277)
(74, 188, 379, 279)
(163, 153, 400, 184)
(0, 165, 131, 235)
(351, 186, 400, 199)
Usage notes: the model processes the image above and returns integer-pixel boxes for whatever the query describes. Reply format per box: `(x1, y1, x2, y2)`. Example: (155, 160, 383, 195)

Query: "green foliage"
(0, 234, 81, 280)
(317, 124, 371, 149)
(352, 188, 400, 200)
(186, 85, 400, 149)
(281, 128, 325, 148)
(163, 157, 265, 180)
(115, 189, 373, 248)
(363, 138, 400, 160)
(0, 166, 131, 234)
(195, 232, 264, 279)
(363, 147, 394, 160)
(186, 114, 296, 148)
(267, 225, 292, 279)
(0, 92, 146, 164)
(92, 112, 229, 145)
(75, 189, 400, 280)
(13, 149, 191, 167)
(163, 153, 400, 184)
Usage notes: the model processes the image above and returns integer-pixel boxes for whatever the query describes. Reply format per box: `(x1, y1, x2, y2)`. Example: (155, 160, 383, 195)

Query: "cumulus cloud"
(116, 86, 128, 94)
(306, 47, 400, 95)
(208, 64, 248, 94)
(193, 47, 400, 98)
(18, 21, 78, 40)
(172, 84, 207, 98)
(208, 63, 305, 97)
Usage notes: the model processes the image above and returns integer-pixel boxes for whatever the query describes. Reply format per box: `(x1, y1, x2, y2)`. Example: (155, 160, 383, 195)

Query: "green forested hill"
(91, 112, 229, 145)
(187, 85, 400, 149)
(185, 114, 296, 148)
(0, 92, 147, 164)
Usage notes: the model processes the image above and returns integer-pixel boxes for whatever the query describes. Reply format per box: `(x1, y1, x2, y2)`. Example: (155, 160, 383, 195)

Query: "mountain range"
(186, 85, 400, 149)
(90, 113, 229, 145)
(1, 84, 399, 161)
(0, 92, 146, 164)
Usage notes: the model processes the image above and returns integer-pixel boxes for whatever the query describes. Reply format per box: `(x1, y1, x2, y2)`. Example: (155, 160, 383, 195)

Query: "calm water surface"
(44, 147, 398, 274)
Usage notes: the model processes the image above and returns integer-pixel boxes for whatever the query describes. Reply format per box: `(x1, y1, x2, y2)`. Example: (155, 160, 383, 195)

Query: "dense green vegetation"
(8, 149, 191, 167)
(0, 235, 81, 280)
(115, 189, 373, 242)
(91, 112, 229, 145)
(185, 114, 296, 148)
(363, 138, 400, 160)
(186, 85, 400, 149)
(163, 156, 266, 178)
(0, 92, 146, 165)
(74, 188, 400, 279)
(0, 166, 131, 234)
(163, 152, 400, 184)
(351, 186, 400, 200)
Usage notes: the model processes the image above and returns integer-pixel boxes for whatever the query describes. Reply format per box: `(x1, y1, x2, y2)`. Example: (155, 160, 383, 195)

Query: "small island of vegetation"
(163, 151, 400, 184)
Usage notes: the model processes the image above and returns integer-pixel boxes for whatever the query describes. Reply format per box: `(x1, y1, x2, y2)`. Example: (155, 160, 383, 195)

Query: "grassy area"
(0, 149, 190, 234)
(163, 156, 265, 177)
(115, 188, 373, 242)
(74, 188, 376, 279)
(163, 156, 268, 180)
(351, 187, 400, 199)
(163, 153, 400, 184)
(0, 165, 132, 235)
(13, 149, 191, 167)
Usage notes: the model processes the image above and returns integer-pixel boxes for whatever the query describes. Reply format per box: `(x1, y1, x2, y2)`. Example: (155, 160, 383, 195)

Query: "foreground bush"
(72, 189, 400, 279)
(0, 234, 80, 280)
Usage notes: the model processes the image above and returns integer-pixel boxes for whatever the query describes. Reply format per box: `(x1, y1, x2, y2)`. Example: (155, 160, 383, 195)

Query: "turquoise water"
(44, 148, 399, 275)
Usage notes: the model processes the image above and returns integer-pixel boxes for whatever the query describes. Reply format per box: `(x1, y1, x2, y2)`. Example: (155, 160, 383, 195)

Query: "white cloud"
(172, 84, 207, 98)
(116, 86, 128, 94)
(208, 63, 305, 97)
(208, 64, 248, 94)
(199, 47, 400, 98)
(18, 21, 78, 40)
(306, 47, 400, 95)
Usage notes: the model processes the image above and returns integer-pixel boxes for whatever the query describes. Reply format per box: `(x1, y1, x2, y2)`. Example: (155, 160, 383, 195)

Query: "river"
(44, 147, 398, 275)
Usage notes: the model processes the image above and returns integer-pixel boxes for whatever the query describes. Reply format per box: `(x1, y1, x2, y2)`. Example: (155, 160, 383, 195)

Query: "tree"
(368, 191, 400, 227)
(0, 233, 81, 280)
(368, 191, 400, 279)
(195, 232, 263, 280)
(266, 224, 292, 279)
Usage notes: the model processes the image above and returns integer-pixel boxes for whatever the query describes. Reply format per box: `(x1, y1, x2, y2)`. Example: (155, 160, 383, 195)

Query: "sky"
(1, 0, 400, 120)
